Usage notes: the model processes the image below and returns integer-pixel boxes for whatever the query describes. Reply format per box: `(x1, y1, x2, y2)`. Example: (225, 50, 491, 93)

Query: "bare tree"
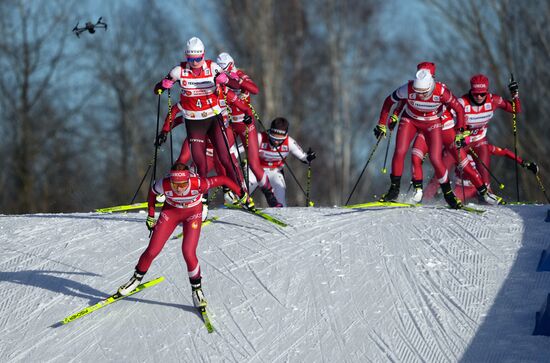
(426, 0, 550, 202)
(79, 2, 184, 206)
(213, 0, 392, 206)
(0, 0, 89, 213)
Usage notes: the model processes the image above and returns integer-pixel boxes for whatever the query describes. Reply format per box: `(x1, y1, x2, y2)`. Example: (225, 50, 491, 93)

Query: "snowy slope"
(1, 205, 549, 362)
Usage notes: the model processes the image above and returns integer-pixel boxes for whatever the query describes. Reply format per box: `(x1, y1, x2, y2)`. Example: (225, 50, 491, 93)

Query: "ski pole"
(510, 73, 520, 202)
(456, 146, 467, 203)
(168, 89, 174, 165)
(468, 147, 505, 190)
(382, 115, 397, 173)
(248, 103, 309, 199)
(131, 93, 162, 204)
(345, 135, 383, 206)
(306, 149, 313, 207)
(535, 174, 550, 203)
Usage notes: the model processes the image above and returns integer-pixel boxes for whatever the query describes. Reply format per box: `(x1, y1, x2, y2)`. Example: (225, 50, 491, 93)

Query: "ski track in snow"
(0, 205, 549, 362)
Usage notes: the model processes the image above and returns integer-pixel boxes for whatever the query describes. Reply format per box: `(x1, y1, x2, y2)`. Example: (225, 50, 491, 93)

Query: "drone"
(72, 17, 107, 38)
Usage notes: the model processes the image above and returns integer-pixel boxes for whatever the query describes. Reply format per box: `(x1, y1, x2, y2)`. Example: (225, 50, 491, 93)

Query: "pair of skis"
(345, 200, 485, 214)
(60, 276, 214, 333)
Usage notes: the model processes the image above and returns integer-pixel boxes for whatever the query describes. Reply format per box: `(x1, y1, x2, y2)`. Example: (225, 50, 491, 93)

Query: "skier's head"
(268, 117, 289, 146)
(170, 163, 190, 194)
(185, 37, 205, 68)
(417, 61, 436, 77)
(469, 74, 489, 105)
(413, 69, 435, 99)
(217, 52, 235, 71)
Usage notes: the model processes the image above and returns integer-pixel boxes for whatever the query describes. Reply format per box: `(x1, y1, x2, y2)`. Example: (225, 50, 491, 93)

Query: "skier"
(118, 163, 247, 308)
(153, 37, 249, 218)
(248, 117, 315, 207)
(458, 74, 522, 189)
(216, 52, 282, 207)
(374, 67, 469, 209)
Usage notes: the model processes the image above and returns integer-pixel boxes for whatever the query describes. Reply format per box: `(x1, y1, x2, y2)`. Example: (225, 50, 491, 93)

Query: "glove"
(521, 161, 539, 175)
(508, 80, 519, 97)
(228, 72, 240, 82)
(389, 114, 399, 131)
(146, 215, 156, 231)
(155, 132, 167, 147)
(153, 82, 165, 95)
(306, 148, 316, 162)
(373, 124, 387, 139)
(215, 72, 229, 85)
(454, 129, 471, 148)
(243, 114, 253, 125)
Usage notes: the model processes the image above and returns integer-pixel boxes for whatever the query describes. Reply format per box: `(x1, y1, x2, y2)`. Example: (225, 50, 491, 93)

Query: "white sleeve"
(169, 66, 182, 81)
(152, 179, 165, 195)
(211, 62, 223, 76)
(392, 83, 409, 102)
(289, 137, 307, 162)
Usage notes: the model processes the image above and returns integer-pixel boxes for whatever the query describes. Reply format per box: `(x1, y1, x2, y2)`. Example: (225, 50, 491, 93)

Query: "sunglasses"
(187, 56, 204, 63)
(171, 181, 189, 189)
(472, 93, 487, 97)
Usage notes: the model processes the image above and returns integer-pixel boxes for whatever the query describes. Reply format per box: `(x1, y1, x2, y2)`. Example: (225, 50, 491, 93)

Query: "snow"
(1, 205, 549, 362)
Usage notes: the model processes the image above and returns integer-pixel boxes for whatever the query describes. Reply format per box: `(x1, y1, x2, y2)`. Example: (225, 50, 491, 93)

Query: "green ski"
(344, 201, 416, 209)
(61, 276, 165, 325)
(199, 306, 215, 333)
(224, 203, 287, 227)
(95, 202, 164, 213)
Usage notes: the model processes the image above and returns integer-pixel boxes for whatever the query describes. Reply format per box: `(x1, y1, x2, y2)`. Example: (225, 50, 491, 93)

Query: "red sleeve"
(161, 105, 180, 133)
(378, 95, 397, 126)
(489, 144, 523, 164)
(147, 185, 159, 217)
(237, 70, 259, 94)
(199, 176, 242, 196)
(226, 89, 253, 116)
(442, 89, 465, 130)
(494, 94, 521, 114)
(392, 100, 406, 117)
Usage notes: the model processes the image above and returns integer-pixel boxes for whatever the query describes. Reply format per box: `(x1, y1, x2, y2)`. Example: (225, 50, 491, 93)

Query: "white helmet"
(413, 69, 435, 94)
(185, 37, 204, 56)
(216, 52, 234, 70)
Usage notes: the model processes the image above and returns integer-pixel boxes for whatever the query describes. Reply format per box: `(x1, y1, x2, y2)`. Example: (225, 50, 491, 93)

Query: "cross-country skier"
(215, 52, 282, 208)
(153, 37, 249, 219)
(374, 67, 469, 208)
(118, 163, 247, 308)
(458, 74, 522, 189)
(247, 117, 315, 207)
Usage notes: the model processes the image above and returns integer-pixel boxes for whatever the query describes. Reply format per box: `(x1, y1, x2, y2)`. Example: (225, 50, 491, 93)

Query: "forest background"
(1, 0, 548, 213)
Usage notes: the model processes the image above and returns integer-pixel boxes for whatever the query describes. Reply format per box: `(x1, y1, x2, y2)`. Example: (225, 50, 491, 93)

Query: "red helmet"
(470, 74, 489, 94)
(417, 61, 436, 77)
(170, 169, 190, 184)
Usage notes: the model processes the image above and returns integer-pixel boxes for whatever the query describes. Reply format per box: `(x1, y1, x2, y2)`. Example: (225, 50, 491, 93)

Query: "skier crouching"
(118, 162, 247, 308)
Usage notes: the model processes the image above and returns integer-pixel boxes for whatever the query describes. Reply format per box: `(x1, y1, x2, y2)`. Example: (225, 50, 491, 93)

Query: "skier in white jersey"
(248, 117, 316, 206)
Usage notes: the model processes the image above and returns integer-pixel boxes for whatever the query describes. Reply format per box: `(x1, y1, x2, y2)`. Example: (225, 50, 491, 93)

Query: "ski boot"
(223, 187, 238, 204)
(477, 185, 505, 205)
(441, 182, 463, 209)
(262, 187, 283, 207)
(191, 280, 207, 308)
(118, 270, 145, 296)
(410, 180, 423, 204)
(521, 161, 539, 175)
(380, 175, 401, 202)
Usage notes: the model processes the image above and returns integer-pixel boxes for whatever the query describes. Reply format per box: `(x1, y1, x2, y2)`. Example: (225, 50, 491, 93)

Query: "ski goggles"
(187, 56, 204, 63)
